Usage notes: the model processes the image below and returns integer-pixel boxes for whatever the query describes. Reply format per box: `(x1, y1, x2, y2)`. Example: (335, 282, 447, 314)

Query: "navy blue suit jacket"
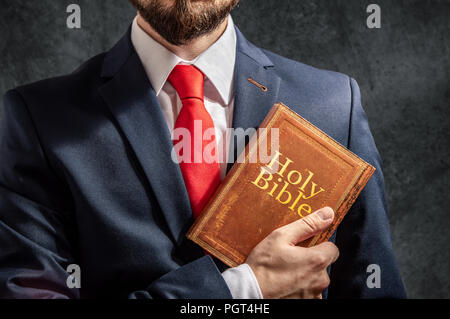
(0, 26, 406, 298)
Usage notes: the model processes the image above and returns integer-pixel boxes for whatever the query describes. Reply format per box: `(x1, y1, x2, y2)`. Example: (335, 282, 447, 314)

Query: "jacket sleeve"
(0, 89, 232, 299)
(0, 89, 78, 298)
(327, 78, 407, 299)
(129, 256, 232, 299)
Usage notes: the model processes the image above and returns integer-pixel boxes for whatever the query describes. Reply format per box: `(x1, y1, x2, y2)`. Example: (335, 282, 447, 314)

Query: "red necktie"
(168, 65, 221, 219)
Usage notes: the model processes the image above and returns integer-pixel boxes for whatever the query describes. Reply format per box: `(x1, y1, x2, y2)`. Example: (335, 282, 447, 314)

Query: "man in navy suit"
(0, 0, 406, 298)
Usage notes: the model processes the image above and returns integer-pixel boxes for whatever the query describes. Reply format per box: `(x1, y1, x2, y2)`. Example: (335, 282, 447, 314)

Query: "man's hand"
(245, 207, 339, 299)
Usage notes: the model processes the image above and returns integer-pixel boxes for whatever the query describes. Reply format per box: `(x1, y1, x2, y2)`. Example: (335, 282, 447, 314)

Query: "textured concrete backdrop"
(0, 0, 449, 298)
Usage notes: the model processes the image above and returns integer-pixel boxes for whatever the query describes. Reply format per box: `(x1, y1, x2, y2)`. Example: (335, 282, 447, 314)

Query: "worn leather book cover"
(186, 102, 375, 267)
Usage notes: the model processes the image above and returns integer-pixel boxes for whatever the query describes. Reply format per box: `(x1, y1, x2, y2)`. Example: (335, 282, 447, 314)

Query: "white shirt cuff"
(222, 263, 263, 299)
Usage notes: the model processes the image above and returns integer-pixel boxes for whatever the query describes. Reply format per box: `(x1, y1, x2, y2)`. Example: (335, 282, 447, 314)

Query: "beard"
(129, 0, 239, 45)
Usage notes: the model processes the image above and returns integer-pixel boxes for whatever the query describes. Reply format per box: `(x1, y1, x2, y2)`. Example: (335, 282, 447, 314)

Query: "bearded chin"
(132, 0, 239, 45)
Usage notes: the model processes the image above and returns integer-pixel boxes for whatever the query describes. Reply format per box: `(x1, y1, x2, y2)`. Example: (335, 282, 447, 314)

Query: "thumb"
(277, 207, 335, 245)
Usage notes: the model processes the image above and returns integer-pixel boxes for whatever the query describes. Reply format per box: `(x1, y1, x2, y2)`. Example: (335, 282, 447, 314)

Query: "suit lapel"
(97, 26, 281, 252)
(98, 30, 193, 247)
(227, 27, 281, 172)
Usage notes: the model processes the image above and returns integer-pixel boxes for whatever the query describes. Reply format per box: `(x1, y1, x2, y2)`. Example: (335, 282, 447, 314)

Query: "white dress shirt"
(131, 15, 263, 299)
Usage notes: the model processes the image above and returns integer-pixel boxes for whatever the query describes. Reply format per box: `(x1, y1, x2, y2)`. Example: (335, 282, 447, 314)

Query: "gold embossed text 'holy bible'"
(186, 102, 375, 267)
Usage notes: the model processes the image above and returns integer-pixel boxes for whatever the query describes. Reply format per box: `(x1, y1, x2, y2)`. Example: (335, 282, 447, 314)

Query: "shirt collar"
(131, 15, 236, 105)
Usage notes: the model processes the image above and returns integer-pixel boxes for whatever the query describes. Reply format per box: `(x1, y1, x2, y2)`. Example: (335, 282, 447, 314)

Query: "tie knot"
(168, 65, 204, 101)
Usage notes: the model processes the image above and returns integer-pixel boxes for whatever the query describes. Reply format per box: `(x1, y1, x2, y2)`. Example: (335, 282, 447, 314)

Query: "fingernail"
(317, 207, 334, 221)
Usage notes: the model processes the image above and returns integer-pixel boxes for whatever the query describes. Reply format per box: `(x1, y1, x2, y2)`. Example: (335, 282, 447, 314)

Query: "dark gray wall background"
(0, 0, 449, 298)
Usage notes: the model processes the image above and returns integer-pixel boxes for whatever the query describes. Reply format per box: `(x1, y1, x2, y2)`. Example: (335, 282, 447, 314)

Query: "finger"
(309, 241, 340, 266)
(282, 292, 322, 299)
(276, 207, 335, 245)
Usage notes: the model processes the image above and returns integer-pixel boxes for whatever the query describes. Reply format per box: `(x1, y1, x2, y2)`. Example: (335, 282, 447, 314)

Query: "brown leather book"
(186, 102, 375, 268)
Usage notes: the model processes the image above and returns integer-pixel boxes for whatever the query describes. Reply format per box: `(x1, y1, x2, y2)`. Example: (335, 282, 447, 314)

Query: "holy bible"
(186, 102, 375, 268)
